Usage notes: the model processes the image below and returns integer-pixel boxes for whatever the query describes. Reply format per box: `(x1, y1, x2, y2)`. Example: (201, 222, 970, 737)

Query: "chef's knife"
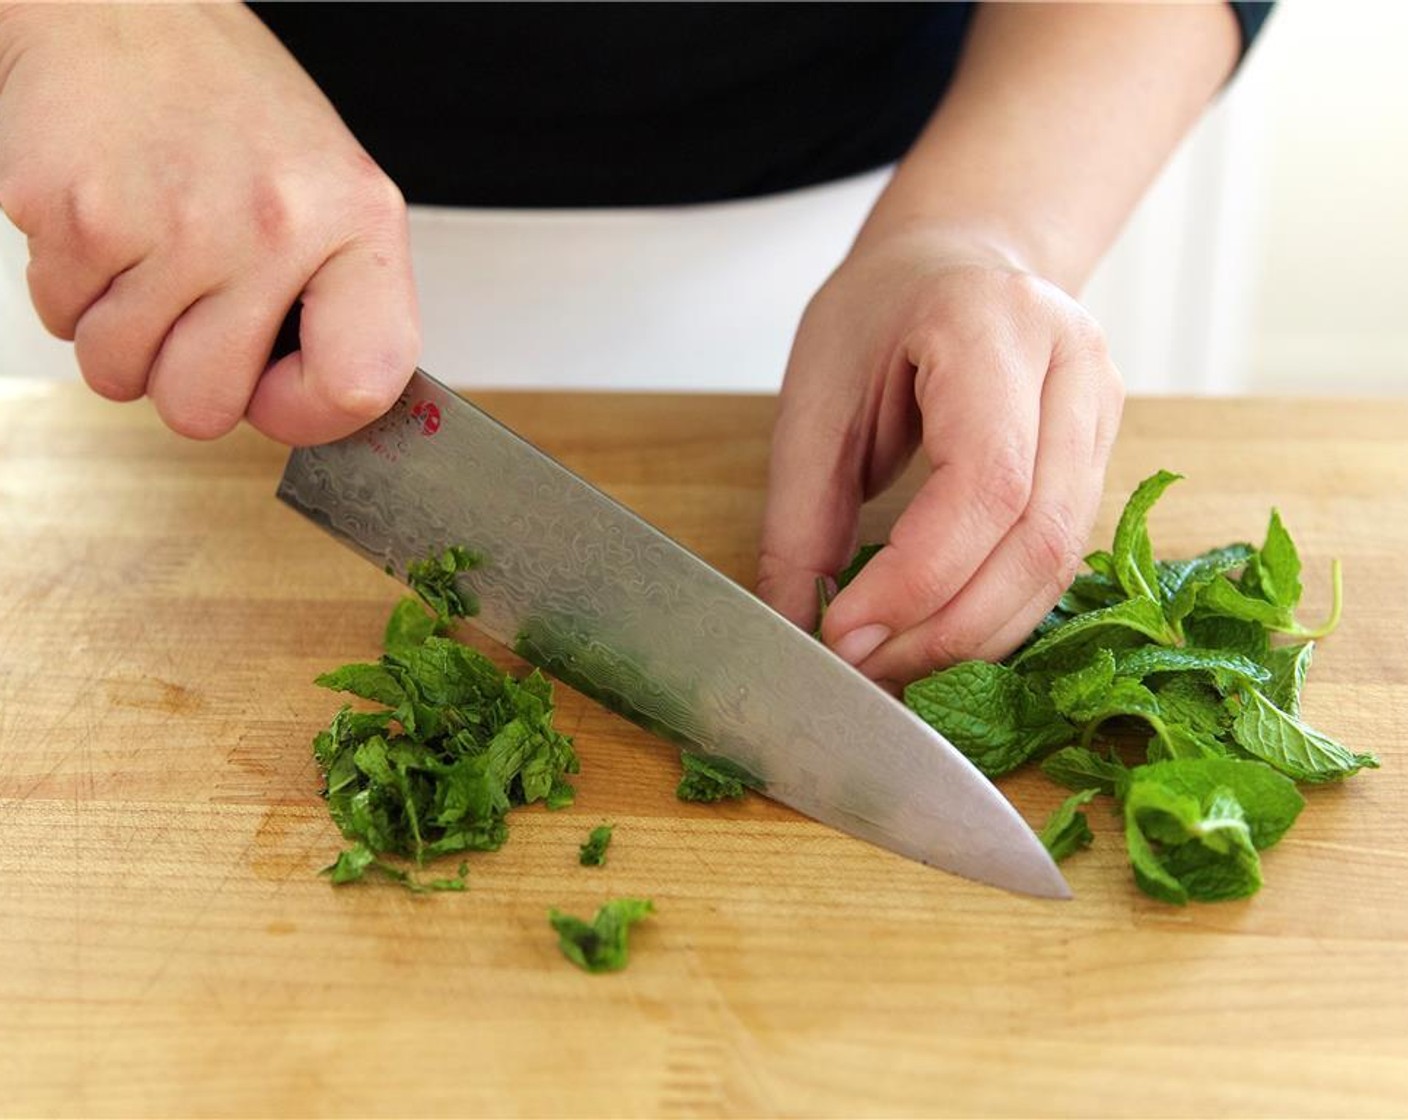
(277, 370, 1070, 899)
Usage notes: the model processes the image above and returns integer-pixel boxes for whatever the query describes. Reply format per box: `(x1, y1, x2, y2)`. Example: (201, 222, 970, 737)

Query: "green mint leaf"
(1115, 645, 1270, 689)
(836, 543, 883, 591)
(1085, 550, 1117, 579)
(676, 752, 760, 802)
(384, 596, 441, 656)
(1048, 649, 1160, 730)
(313, 563, 579, 892)
(549, 898, 655, 973)
(545, 776, 577, 810)
(407, 545, 482, 624)
(1040, 746, 1129, 796)
(1058, 570, 1125, 615)
(1123, 779, 1262, 904)
(1010, 596, 1175, 669)
(1039, 789, 1098, 862)
(323, 843, 376, 885)
(1230, 687, 1379, 782)
(579, 824, 614, 867)
(1196, 576, 1296, 631)
(1125, 758, 1304, 849)
(1147, 721, 1231, 763)
(1181, 615, 1271, 665)
(1240, 509, 1303, 613)
(904, 662, 1075, 777)
(1156, 543, 1256, 627)
(1152, 676, 1230, 740)
(1112, 470, 1182, 602)
(1262, 641, 1314, 718)
(314, 662, 408, 707)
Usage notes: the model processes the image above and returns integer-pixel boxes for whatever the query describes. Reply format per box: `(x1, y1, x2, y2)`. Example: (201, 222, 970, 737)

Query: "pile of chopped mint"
(312, 547, 579, 890)
(889, 470, 1377, 905)
(309, 547, 655, 971)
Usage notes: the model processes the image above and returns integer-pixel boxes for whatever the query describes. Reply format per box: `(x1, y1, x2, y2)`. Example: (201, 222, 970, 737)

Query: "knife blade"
(277, 369, 1070, 899)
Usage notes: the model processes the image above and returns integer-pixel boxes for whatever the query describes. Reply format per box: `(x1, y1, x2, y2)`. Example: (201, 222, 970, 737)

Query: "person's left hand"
(756, 225, 1124, 687)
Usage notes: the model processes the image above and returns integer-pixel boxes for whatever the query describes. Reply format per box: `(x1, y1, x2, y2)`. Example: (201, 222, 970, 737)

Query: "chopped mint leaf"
(676, 752, 759, 802)
(545, 776, 577, 810)
(549, 898, 655, 973)
(579, 824, 614, 867)
(384, 595, 441, 656)
(407, 545, 482, 624)
(1039, 789, 1098, 862)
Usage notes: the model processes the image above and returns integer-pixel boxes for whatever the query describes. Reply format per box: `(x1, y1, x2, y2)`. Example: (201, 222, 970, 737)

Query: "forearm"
(856, 2, 1241, 291)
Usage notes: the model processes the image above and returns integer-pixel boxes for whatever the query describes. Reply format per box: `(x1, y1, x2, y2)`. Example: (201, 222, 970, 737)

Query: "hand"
(757, 227, 1124, 686)
(0, 4, 419, 443)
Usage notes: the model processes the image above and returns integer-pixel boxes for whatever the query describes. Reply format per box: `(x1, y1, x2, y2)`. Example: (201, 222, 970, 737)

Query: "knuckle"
(1017, 500, 1085, 589)
(348, 157, 407, 226)
(974, 448, 1032, 526)
(917, 623, 970, 671)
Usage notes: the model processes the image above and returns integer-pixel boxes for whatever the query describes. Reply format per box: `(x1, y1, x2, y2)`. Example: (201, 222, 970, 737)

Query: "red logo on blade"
(410, 400, 441, 436)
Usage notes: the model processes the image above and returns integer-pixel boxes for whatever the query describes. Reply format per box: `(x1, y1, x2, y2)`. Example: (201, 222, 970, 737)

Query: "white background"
(2, 3, 1403, 396)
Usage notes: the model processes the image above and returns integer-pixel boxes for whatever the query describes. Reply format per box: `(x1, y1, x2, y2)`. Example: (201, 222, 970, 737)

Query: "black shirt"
(251, 2, 1273, 209)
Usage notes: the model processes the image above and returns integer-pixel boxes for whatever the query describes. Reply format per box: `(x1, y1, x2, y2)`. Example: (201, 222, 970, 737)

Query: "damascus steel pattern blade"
(277, 370, 1069, 899)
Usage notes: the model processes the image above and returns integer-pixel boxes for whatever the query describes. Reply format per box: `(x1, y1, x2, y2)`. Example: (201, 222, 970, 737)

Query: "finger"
(71, 255, 202, 403)
(820, 322, 1049, 665)
(755, 390, 867, 631)
(144, 274, 303, 440)
(23, 194, 149, 340)
(245, 236, 420, 446)
(858, 336, 1123, 684)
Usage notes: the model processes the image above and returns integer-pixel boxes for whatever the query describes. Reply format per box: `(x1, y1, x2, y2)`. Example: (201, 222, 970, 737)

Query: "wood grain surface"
(2, 382, 1406, 1118)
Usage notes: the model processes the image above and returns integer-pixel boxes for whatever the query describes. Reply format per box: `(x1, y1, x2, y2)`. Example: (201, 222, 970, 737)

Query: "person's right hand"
(0, 3, 419, 444)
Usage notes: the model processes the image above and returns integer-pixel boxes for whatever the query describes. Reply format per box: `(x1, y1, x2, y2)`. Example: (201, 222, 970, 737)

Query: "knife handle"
(269, 302, 303, 365)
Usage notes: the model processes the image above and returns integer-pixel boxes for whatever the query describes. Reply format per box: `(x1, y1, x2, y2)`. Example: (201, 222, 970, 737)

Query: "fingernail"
(832, 623, 892, 666)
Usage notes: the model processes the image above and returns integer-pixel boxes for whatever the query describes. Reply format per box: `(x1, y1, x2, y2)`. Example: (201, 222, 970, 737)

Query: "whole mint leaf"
(1196, 576, 1295, 631)
(1182, 615, 1270, 665)
(1049, 650, 1160, 728)
(1230, 687, 1379, 782)
(1010, 597, 1174, 669)
(904, 662, 1075, 777)
(1240, 509, 1303, 613)
(1156, 542, 1256, 626)
(1112, 470, 1182, 602)
(1153, 676, 1230, 739)
(1115, 645, 1270, 690)
(1262, 641, 1314, 718)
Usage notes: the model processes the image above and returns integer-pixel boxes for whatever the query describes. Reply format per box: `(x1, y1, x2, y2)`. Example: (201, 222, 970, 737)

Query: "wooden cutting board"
(3, 382, 1406, 1118)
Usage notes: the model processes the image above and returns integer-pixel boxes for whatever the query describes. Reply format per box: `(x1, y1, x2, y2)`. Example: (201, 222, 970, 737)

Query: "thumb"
(246, 239, 420, 445)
